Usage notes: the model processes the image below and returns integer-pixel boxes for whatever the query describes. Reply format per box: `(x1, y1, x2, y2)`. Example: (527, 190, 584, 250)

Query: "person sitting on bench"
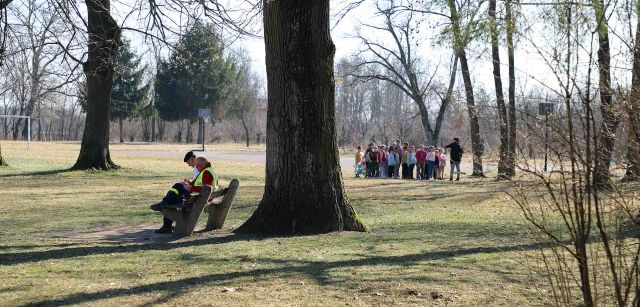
(150, 155, 219, 234)
(184, 150, 199, 181)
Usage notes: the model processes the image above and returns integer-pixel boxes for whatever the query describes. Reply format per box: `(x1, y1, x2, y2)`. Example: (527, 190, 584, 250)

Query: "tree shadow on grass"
(0, 233, 263, 266)
(0, 242, 83, 251)
(0, 168, 73, 178)
(24, 240, 559, 306)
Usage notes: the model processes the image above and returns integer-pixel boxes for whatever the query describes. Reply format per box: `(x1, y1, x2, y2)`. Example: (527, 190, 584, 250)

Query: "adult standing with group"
(446, 138, 464, 181)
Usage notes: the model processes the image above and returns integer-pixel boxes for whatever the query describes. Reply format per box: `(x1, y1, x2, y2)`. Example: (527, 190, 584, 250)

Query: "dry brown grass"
(0, 141, 550, 306)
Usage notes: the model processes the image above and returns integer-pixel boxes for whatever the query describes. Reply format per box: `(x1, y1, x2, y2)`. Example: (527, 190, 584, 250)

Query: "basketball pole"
(202, 117, 205, 152)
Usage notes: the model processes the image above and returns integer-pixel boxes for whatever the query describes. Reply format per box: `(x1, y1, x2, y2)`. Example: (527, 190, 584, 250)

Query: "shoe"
(150, 201, 168, 211)
(154, 227, 172, 234)
(449, 177, 453, 181)
(455, 177, 460, 181)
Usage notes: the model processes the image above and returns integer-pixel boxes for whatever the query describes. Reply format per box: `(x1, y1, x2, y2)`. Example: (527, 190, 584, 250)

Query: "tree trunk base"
(72, 160, 119, 171)
(470, 172, 486, 178)
(72, 148, 119, 171)
(234, 199, 367, 235)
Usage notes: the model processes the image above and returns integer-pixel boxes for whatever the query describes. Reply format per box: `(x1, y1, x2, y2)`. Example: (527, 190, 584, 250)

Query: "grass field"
(0, 141, 554, 306)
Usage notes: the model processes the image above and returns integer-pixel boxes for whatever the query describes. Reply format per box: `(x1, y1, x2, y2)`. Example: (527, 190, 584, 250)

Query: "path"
(115, 149, 489, 175)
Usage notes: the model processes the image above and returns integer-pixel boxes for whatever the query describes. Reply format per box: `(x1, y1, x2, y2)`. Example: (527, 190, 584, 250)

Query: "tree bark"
(416, 99, 434, 144)
(489, 0, 510, 179)
(72, 0, 120, 170)
(235, 0, 367, 235)
(447, 0, 484, 176)
(506, 0, 517, 177)
(458, 52, 484, 176)
(592, 0, 619, 189)
(623, 8, 640, 182)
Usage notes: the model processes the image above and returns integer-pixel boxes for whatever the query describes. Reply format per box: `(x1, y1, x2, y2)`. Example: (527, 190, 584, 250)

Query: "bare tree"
(226, 52, 261, 147)
(592, 0, 620, 189)
(446, 0, 485, 176)
(351, 0, 453, 145)
(335, 57, 382, 146)
(623, 0, 640, 182)
(6, 0, 81, 141)
(0, 0, 11, 165)
(512, 3, 640, 306)
(506, 0, 517, 177)
(488, 0, 510, 179)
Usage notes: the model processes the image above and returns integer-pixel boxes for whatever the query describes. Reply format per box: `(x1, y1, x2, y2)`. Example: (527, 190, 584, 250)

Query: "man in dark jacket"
(445, 138, 463, 181)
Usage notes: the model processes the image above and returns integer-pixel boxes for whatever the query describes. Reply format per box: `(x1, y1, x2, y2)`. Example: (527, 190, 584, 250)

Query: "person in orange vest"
(150, 156, 218, 234)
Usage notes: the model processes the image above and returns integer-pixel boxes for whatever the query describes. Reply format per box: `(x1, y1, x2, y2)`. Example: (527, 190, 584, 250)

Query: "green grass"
(0, 141, 551, 306)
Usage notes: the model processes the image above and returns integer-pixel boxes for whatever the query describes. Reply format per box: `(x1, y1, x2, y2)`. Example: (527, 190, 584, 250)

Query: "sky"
(226, 0, 636, 103)
(6, 0, 637, 104)
(227, 1, 562, 97)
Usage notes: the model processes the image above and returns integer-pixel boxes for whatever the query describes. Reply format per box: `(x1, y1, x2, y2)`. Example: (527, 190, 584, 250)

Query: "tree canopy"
(155, 22, 237, 123)
(110, 38, 150, 122)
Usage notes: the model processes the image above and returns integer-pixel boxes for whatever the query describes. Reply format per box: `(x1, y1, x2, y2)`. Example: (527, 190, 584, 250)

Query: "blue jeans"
(427, 161, 436, 179)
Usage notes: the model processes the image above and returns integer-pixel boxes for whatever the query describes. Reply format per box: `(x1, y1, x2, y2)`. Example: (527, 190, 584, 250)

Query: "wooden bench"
(161, 179, 239, 238)
(204, 179, 239, 231)
(162, 186, 212, 238)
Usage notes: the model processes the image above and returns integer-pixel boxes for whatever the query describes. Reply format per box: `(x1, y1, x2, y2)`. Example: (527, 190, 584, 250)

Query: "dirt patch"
(60, 223, 235, 244)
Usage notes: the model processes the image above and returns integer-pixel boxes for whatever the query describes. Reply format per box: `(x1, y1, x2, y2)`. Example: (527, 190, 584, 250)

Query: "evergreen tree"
(78, 38, 149, 143)
(155, 22, 236, 127)
(111, 38, 149, 143)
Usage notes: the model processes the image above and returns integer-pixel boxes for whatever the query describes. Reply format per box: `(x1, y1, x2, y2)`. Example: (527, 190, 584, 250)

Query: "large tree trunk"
(592, 0, 619, 189)
(236, 0, 367, 235)
(623, 10, 640, 182)
(489, 0, 510, 179)
(416, 100, 433, 144)
(506, 0, 517, 177)
(72, 0, 120, 170)
(459, 52, 484, 176)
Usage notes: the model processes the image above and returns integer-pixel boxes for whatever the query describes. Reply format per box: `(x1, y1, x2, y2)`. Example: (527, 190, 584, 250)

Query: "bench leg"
(172, 215, 190, 238)
(206, 179, 239, 231)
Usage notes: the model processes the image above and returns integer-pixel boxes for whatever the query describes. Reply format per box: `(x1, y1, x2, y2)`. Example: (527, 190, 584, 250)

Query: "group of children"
(355, 140, 452, 180)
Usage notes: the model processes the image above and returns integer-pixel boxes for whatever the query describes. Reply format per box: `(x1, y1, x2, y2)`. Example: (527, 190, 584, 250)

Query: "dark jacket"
(445, 142, 463, 162)
(369, 150, 378, 163)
